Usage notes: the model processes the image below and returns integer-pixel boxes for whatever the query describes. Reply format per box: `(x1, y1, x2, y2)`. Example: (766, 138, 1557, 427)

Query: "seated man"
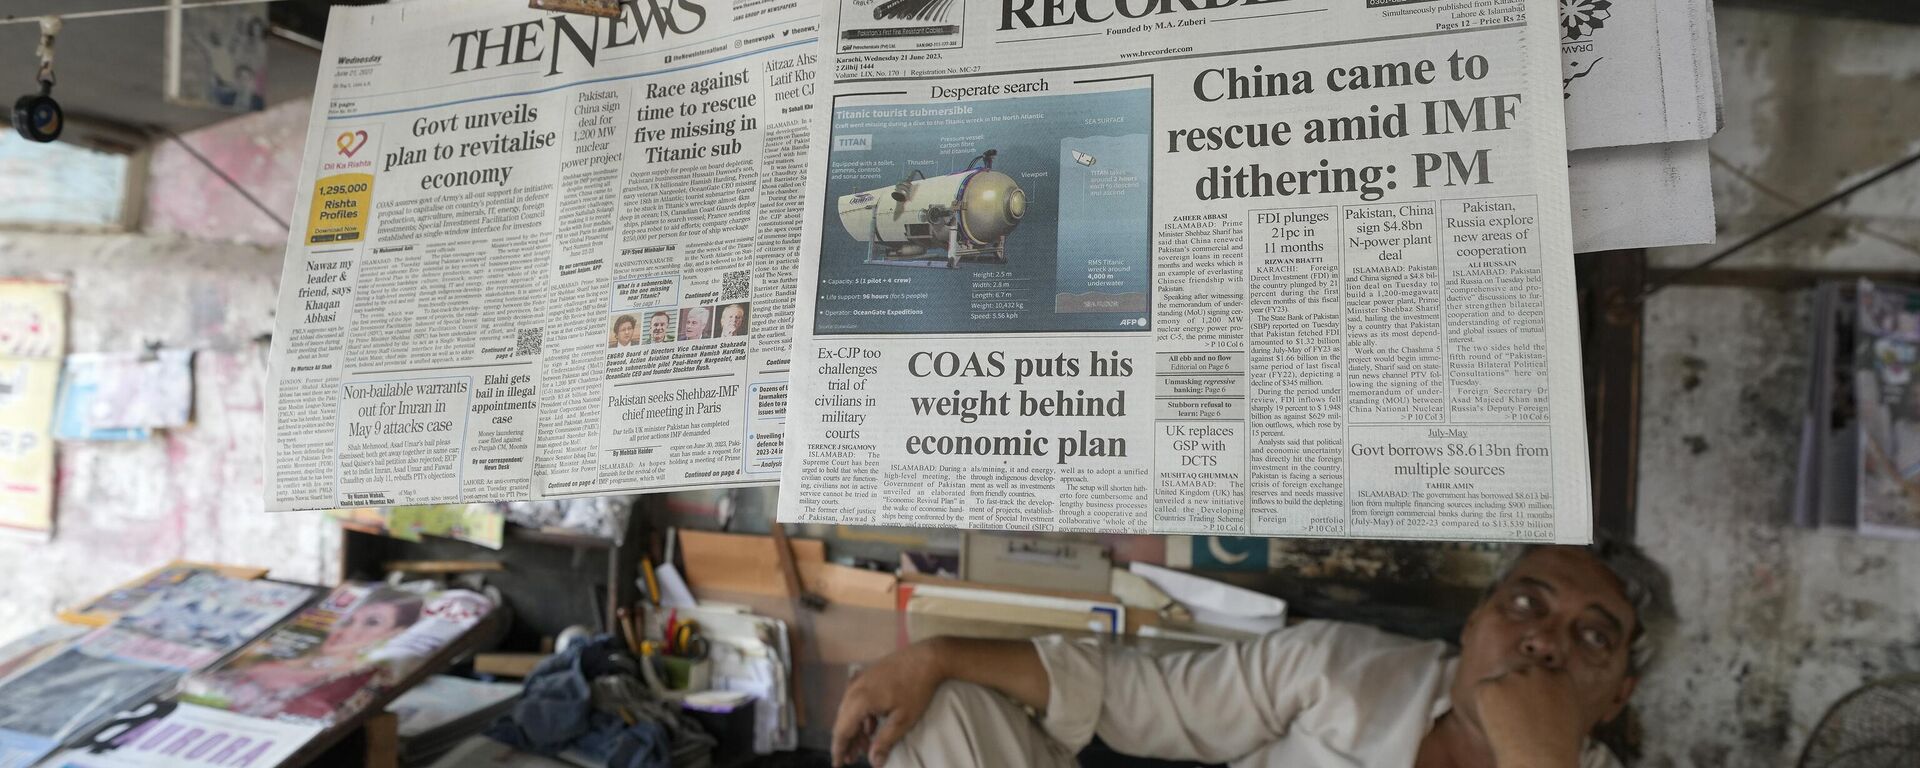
(832, 540, 1673, 768)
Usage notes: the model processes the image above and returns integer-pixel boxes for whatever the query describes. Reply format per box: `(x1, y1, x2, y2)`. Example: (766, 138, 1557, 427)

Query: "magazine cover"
(59, 562, 271, 628)
(1855, 279, 1920, 539)
(0, 574, 312, 767)
(0, 633, 184, 768)
(179, 585, 493, 726)
(112, 573, 315, 653)
(0, 625, 87, 684)
(48, 699, 321, 768)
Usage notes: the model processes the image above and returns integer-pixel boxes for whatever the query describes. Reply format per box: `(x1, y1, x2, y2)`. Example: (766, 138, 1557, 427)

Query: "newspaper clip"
(527, 0, 621, 18)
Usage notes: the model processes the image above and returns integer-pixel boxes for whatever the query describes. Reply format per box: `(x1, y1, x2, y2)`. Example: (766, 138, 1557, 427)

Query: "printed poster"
(165, 2, 269, 113)
(54, 351, 196, 442)
(0, 280, 64, 538)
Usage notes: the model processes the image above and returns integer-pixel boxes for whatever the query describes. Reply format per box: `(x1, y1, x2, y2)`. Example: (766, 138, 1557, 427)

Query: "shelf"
(335, 520, 617, 551)
(507, 525, 617, 550)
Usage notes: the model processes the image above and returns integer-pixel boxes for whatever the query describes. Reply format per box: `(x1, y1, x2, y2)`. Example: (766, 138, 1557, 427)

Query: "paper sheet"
(1569, 140, 1716, 253)
(1129, 562, 1287, 636)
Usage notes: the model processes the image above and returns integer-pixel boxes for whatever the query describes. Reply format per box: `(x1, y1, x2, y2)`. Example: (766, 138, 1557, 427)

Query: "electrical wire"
(1708, 151, 1920, 261)
(1, 0, 286, 26)
(161, 128, 290, 231)
(1640, 145, 1920, 300)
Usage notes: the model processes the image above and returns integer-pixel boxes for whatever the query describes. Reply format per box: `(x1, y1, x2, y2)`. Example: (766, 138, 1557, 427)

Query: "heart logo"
(335, 130, 369, 157)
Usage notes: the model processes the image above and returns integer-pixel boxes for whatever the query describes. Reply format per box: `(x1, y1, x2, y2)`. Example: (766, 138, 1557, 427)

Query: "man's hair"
(651, 311, 670, 321)
(613, 314, 636, 332)
(1488, 537, 1676, 676)
(357, 590, 425, 626)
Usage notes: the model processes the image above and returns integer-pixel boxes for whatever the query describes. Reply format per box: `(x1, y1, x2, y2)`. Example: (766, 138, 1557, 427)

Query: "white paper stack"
(1564, 0, 1724, 252)
(1128, 562, 1288, 638)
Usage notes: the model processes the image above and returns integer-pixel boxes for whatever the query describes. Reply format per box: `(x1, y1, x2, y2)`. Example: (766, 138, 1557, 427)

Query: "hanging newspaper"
(264, 0, 820, 510)
(777, 0, 1591, 541)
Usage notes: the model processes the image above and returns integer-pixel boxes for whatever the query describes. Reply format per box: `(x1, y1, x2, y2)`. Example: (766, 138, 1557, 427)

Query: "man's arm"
(833, 622, 1373, 767)
(831, 637, 1049, 767)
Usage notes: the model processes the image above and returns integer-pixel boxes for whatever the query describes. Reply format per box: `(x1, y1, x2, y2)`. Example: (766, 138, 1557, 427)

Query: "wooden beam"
(1580, 250, 1646, 540)
(1718, 0, 1920, 26)
(1646, 267, 1920, 291)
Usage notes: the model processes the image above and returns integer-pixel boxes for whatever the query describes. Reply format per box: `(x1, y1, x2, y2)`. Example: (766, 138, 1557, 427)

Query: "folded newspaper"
(179, 584, 494, 727)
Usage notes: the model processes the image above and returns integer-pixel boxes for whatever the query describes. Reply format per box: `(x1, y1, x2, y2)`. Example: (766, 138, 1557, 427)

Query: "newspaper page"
(265, 0, 820, 510)
(778, 0, 1592, 542)
(1559, 0, 1720, 150)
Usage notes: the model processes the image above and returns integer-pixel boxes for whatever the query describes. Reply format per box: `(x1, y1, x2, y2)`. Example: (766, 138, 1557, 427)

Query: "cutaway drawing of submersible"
(836, 150, 1027, 269)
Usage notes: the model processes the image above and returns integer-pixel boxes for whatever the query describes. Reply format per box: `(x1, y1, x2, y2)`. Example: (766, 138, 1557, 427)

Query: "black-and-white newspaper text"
(266, 0, 818, 510)
(778, 0, 1593, 542)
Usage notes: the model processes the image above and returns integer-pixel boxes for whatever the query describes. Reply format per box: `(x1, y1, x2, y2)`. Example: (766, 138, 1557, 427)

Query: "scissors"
(671, 621, 709, 658)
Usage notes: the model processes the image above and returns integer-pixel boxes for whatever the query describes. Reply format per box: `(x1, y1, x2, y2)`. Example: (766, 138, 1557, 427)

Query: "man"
(833, 540, 1673, 768)
(610, 314, 640, 347)
(681, 307, 712, 341)
(648, 311, 674, 345)
(719, 303, 749, 337)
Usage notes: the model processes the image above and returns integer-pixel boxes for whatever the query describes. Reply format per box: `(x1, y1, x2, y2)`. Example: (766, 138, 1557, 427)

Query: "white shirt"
(1031, 620, 1622, 768)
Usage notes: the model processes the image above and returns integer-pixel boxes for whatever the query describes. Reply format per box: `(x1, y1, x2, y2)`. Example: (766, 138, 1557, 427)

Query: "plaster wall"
(0, 232, 338, 634)
(1633, 8, 1920, 765)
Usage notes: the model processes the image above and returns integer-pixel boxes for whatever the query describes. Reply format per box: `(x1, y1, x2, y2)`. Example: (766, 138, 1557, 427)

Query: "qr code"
(515, 327, 543, 357)
(720, 269, 750, 302)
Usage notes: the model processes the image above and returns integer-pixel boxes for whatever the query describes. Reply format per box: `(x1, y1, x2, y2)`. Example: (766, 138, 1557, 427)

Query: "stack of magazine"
(177, 584, 494, 726)
(0, 573, 317, 767)
(1794, 280, 1920, 539)
(0, 572, 497, 768)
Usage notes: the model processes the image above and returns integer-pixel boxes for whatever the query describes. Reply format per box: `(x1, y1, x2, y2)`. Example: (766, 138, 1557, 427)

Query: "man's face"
(650, 314, 670, 342)
(321, 601, 406, 657)
(1452, 547, 1638, 737)
(615, 320, 639, 345)
(682, 309, 709, 340)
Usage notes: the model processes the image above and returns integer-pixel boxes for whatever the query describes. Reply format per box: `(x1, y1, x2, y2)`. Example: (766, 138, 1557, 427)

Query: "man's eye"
(1580, 628, 1612, 649)
(1508, 593, 1536, 613)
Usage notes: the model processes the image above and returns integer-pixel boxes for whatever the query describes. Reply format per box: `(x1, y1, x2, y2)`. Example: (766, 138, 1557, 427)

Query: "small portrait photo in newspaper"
(680, 306, 713, 342)
(608, 313, 642, 348)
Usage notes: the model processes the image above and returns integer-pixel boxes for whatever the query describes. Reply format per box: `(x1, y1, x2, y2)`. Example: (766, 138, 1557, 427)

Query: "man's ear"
(1599, 674, 1638, 724)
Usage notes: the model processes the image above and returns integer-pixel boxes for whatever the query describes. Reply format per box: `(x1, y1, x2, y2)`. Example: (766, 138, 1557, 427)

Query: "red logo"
(335, 130, 369, 157)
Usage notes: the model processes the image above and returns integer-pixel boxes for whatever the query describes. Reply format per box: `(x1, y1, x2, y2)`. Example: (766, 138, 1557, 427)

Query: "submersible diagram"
(835, 150, 1028, 269)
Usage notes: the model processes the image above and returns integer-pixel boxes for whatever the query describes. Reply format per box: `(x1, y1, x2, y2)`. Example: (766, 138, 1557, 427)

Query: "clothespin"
(528, 0, 621, 18)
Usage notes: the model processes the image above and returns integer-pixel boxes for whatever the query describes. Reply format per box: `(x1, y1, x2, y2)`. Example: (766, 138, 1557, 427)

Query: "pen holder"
(661, 655, 712, 692)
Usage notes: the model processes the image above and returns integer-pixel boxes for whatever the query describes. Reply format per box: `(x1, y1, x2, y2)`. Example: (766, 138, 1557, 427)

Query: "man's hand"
(1473, 664, 1585, 768)
(832, 641, 946, 767)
